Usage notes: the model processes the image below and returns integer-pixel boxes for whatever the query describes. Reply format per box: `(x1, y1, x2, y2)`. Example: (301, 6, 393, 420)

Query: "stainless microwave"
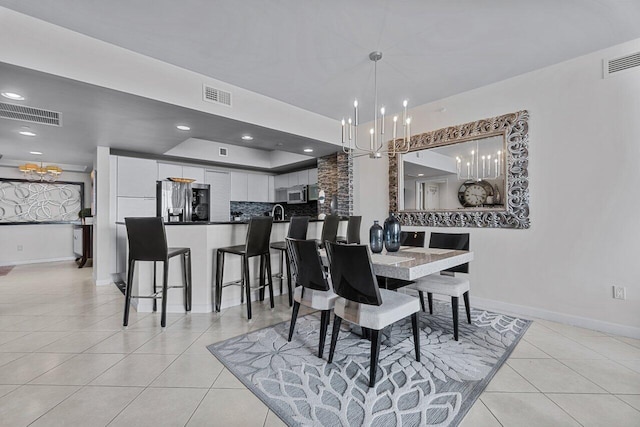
(287, 185, 307, 204)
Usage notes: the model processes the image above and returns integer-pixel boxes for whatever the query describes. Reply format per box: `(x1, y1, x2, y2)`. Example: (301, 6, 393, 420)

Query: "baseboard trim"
(94, 279, 113, 286)
(0, 257, 75, 267)
(470, 296, 640, 339)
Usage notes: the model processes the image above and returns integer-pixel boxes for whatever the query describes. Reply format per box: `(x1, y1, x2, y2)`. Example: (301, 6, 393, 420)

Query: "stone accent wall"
(230, 201, 318, 221)
(317, 152, 353, 217)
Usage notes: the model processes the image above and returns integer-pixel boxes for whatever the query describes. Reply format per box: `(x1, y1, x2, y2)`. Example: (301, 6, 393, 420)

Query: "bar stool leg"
(161, 260, 169, 328)
(279, 250, 284, 295)
(123, 258, 135, 327)
(186, 250, 192, 312)
(259, 255, 265, 302)
(215, 251, 223, 312)
(285, 254, 293, 307)
(243, 255, 252, 319)
(265, 252, 275, 309)
(152, 261, 157, 312)
(181, 253, 188, 312)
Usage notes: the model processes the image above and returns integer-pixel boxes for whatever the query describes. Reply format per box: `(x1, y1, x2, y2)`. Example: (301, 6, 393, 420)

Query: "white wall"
(354, 38, 640, 337)
(0, 166, 91, 265)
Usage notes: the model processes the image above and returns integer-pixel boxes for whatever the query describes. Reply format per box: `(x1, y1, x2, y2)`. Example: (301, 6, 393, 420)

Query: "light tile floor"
(0, 261, 638, 426)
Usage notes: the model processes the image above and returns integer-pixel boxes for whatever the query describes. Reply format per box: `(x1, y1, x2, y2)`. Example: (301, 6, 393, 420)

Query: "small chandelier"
(341, 51, 411, 159)
(455, 140, 504, 181)
(18, 162, 63, 181)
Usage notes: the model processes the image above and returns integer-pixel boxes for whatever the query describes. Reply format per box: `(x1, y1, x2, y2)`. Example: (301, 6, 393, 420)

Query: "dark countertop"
(116, 217, 347, 226)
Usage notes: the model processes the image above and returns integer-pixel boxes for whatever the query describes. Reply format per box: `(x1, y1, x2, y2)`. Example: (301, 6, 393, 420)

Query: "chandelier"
(455, 140, 504, 181)
(18, 162, 63, 181)
(341, 51, 411, 159)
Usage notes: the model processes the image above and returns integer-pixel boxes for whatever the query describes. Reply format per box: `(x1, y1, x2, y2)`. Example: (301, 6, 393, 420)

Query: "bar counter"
(114, 218, 347, 313)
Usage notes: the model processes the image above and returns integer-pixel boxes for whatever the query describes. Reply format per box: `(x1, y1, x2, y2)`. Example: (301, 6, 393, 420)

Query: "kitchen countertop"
(116, 217, 347, 226)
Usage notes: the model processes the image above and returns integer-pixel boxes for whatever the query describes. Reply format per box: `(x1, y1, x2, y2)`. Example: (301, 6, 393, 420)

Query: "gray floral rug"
(207, 301, 530, 426)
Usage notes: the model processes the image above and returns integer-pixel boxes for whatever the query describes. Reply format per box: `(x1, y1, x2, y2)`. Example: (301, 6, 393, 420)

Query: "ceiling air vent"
(219, 147, 228, 157)
(603, 51, 640, 78)
(0, 102, 62, 126)
(203, 84, 232, 107)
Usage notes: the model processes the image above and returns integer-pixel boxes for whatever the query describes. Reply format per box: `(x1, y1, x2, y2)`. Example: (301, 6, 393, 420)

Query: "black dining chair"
(123, 217, 192, 328)
(326, 242, 421, 387)
(407, 232, 471, 340)
(215, 217, 274, 319)
(318, 214, 340, 248)
(337, 215, 362, 244)
(286, 238, 337, 357)
(269, 216, 310, 306)
(400, 231, 426, 247)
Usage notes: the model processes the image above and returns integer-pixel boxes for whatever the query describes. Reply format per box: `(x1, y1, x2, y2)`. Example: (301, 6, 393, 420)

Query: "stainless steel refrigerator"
(157, 181, 210, 222)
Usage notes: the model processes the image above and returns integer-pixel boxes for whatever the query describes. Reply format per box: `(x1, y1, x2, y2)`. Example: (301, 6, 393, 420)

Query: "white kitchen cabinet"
(274, 174, 289, 189)
(297, 170, 309, 185)
(205, 171, 231, 221)
(230, 171, 248, 201)
(247, 174, 269, 203)
(268, 176, 275, 203)
(117, 157, 157, 198)
(288, 172, 299, 187)
(182, 166, 205, 183)
(308, 168, 318, 184)
(157, 163, 183, 181)
(116, 197, 156, 222)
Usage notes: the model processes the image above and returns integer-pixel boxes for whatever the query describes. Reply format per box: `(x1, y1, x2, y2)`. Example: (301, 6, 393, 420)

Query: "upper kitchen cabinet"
(274, 174, 288, 189)
(288, 172, 299, 187)
(268, 176, 275, 203)
(205, 170, 231, 221)
(117, 157, 157, 198)
(157, 163, 205, 183)
(308, 168, 318, 184)
(297, 170, 309, 185)
(230, 171, 249, 201)
(247, 174, 270, 203)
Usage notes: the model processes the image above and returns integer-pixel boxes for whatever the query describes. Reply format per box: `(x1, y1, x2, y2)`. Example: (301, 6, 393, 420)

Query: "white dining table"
(320, 246, 474, 282)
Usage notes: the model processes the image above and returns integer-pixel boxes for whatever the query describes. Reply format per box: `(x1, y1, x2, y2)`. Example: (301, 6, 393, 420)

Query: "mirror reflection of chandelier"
(18, 162, 63, 181)
(341, 51, 411, 159)
(456, 140, 504, 181)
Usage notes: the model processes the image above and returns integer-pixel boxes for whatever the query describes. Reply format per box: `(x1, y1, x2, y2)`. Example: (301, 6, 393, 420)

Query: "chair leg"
(123, 259, 135, 326)
(288, 301, 300, 341)
(265, 253, 275, 309)
(285, 254, 293, 307)
(411, 313, 421, 362)
(427, 292, 433, 314)
(369, 329, 381, 388)
(215, 251, 223, 312)
(161, 261, 169, 328)
(259, 255, 265, 302)
(243, 256, 252, 320)
(463, 291, 471, 324)
(418, 291, 426, 312)
(279, 250, 284, 296)
(182, 253, 188, 312)
(328, 315, 342, 363)
(152, 261, 157, 312)
(318, 310, 330, 358)
(451, 296, 459, 341)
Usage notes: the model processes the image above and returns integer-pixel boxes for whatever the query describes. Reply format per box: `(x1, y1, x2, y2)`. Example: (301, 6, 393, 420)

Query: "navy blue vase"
(369, 220, 384, 253)
(383, 212, 401, 252)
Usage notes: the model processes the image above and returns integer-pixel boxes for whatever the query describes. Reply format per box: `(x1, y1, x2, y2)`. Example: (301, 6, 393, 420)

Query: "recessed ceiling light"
(417, 173, 424, 176)
(303, 148, 314, 153)
(1, 91, 24, 100)
(176, 125, 191, 131)
(29, 151, 43, 155)
(19, 130, 36, 137)
(241, 135, 253, 141)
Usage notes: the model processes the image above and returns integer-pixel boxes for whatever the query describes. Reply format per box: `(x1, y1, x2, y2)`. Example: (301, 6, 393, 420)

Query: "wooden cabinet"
(247, 174, 269, 203)
(268, 176, 275, 203)
(117, 157, 157, 197)
(308, 168, 318, 184)
(182, 166, 205, 182)
(205, 171, 231, 221)
(297, 170, 309, 185)
(274, 174, 289, 189)
(288, 172, 299, 187)
(230, 172, 248, 201)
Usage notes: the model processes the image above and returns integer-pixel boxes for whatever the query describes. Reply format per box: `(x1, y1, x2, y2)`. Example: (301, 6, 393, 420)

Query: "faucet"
(271, 204, 285, 221)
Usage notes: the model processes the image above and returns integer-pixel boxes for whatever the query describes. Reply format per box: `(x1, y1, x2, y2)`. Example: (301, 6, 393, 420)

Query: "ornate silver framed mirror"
(388, 110, 530, 229)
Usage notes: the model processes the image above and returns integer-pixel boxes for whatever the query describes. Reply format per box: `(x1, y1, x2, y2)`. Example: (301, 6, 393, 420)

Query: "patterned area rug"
(208, 301, 530, 426)
(0, 265, 14, 276)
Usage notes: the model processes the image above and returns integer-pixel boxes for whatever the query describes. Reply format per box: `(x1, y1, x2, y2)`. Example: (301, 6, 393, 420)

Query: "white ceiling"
(1, 1, 639, 170)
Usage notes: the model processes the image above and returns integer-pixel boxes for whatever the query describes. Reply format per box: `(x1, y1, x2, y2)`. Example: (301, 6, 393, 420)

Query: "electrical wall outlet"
(613, 285, 626, 300)
(17, 245, 23, 252)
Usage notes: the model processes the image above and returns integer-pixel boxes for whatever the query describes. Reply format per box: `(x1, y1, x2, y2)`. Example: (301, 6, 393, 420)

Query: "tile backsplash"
(230, 201, 318, 221)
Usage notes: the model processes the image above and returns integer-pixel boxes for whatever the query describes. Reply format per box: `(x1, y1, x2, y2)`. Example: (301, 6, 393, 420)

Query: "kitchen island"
(115, 218, 347, 313)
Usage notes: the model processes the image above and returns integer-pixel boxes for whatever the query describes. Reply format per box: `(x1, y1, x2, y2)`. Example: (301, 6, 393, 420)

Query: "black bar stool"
(317, 214, 340, 248)
(123, 217, 192, 328)
(215, 217, 274, 319)
(269, 216, 309, 306)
